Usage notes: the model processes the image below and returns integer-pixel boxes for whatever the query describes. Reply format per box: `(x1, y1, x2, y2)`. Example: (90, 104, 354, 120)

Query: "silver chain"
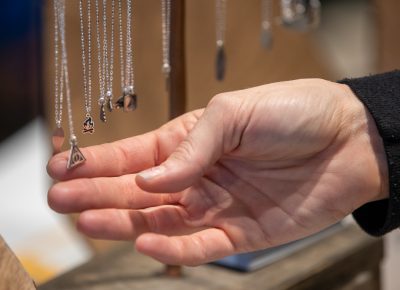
(57, 0, 76, 142)
(261, 0, 272, 32)
(79, 0, 92, 115)
(108, 0, 115, 93)
(126, 0, 135, 90)
(261, 0, 273, 49)
(95, 0, 106, 98)
(102, 0, 109, 96)
(161, 0, 171, 77)
(54, 0, 63, 128)
(118, 0, 125, 89)
(216, 0, 227, 48)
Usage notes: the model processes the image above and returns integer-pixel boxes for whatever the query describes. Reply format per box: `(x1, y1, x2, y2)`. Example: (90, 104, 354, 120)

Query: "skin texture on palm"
(47, 79, 388, 266)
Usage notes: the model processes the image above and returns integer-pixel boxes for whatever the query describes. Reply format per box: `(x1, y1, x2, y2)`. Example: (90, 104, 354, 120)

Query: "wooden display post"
(0, 236, 36, 290)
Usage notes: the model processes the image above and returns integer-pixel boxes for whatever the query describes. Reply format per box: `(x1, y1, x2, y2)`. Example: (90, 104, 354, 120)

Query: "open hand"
(47, 79, 388, 266)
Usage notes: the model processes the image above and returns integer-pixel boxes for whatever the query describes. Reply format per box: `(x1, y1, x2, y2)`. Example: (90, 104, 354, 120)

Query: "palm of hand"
(48, 79, 384, 265)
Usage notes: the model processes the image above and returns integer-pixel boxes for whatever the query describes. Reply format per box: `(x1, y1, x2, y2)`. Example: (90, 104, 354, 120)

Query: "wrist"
(340, 83, 389, 202)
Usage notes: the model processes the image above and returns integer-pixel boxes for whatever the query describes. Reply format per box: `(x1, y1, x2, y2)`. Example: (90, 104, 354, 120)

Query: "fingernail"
(138, 166, 165, 180)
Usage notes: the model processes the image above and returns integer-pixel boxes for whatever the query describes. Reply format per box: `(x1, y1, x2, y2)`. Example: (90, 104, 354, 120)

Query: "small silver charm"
(67, 136, 86, 170)
(106, 90, 113, 112)
(82, 114, 95, 134)
(162, 63, 171, 92)
(115, 86, 137, 112)
(98, 96, 107, 123)
(124, 93, 137, 112)
(216, 43, 226, 81)
(100, 103, 107, 122)
(261, 28, 273, 49)
(280, 0, 321, 31)
(115, 95, 124, 110)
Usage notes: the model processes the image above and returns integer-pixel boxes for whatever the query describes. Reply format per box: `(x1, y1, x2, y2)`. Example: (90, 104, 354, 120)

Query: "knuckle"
(209, 92, 232, 108)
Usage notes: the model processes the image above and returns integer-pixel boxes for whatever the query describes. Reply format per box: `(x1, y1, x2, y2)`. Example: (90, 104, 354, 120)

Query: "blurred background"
(1, 0, 400, 287)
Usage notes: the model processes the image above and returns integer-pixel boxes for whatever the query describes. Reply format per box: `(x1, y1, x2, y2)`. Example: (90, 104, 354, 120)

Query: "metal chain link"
(216, 0, 227, 47)
(95, 0, 105, 98)
(118, 0, 125, 89)
(54, 0, 62, 127)
(161, 0, 171, 76)
(57, 0, 76, 141)
(79, 0, 92, 114)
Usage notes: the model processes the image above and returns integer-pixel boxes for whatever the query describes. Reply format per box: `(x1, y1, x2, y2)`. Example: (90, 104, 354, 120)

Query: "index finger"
(47, 132, 158, 181)
(47, 109, 203, 181)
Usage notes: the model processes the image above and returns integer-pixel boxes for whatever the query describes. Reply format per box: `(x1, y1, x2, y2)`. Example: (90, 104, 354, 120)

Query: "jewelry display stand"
(165, 0, 185, 276)
(44, 0, 378, 287)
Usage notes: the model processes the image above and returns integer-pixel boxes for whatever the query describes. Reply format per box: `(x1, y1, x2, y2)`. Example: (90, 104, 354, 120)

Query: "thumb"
(136, 108, 226, 193)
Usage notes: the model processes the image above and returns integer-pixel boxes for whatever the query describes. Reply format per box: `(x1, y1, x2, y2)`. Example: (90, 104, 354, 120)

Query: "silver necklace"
(95, 0, 108, 122)
(161, 0, 171, 90)
(102, 0, 115, 115)
(215, 0, 227, 81)
(52, 0, 65, 155)
(54, 0, 86, 169)
(280, 0, 321, 31)
(79, 0, 95, 133)
(261, 0, 273, 49)
(107, 0, 116, 112)
(115, 0, 137, 112)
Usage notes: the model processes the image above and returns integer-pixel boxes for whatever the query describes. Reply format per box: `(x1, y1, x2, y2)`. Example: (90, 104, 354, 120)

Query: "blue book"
(213, 223, 343, 272)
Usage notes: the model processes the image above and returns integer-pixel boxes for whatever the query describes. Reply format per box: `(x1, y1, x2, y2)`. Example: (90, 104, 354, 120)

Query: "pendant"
(115, 95, 124, 110)
(162, 64, 171, 92)
(281, 0, 321, 31)
(51, 127, 65, 155)
(261, 22, 273, 49)
(106, 90, 114, 112)
(98, 96, 107, 123)
(67, 137, 86, 170)
(115, 86, 138, 112)
(216, 44, 226, 81)
(124, 93, 137, 112)
(82, 114, 95, 134)
(100, 103, 107, 123)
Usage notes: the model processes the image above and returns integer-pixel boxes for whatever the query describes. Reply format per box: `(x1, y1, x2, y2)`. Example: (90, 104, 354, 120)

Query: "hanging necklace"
(52, 0, 65, 155)
(261, 0, 273, 49)
(161, 0, 171, 91)
(106, 0, 116, 113)
(95, 0, 104, 122)
(95, 0, 115, 122)
(54, 0, 86, 169)
(101, 0, 115, 116)
(79, 0, 95, 133)
(215, 0, 227, 81)
(115, 0, 137, 112)
(280, 0, 321, 31)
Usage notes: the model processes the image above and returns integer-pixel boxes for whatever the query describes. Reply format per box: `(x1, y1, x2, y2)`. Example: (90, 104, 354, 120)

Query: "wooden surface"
(169, 0, 187, 119)
(39, 225, 383, 290)
(0, 236, 36, 290)
(374, 0, 400, 72)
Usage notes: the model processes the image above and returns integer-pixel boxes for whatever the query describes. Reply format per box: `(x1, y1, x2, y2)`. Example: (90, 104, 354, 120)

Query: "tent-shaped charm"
(67, 144, 86, 169)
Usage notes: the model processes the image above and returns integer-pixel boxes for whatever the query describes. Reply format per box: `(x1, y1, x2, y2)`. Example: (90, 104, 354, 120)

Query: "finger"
(47, 133, 158, 181)
(47, 110, 203, 181)
(136, 104, 227, 193)
(135, 228, 236, 266)
(76, 206, 193, 240)
(48, 174, 182, 214)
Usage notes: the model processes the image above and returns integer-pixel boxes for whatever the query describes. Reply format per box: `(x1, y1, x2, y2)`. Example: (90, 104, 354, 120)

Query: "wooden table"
(39, 225, 383, 290)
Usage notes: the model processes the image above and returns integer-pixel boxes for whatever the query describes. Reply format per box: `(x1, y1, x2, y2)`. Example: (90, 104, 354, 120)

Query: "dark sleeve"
(339, 70, 400, 236)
